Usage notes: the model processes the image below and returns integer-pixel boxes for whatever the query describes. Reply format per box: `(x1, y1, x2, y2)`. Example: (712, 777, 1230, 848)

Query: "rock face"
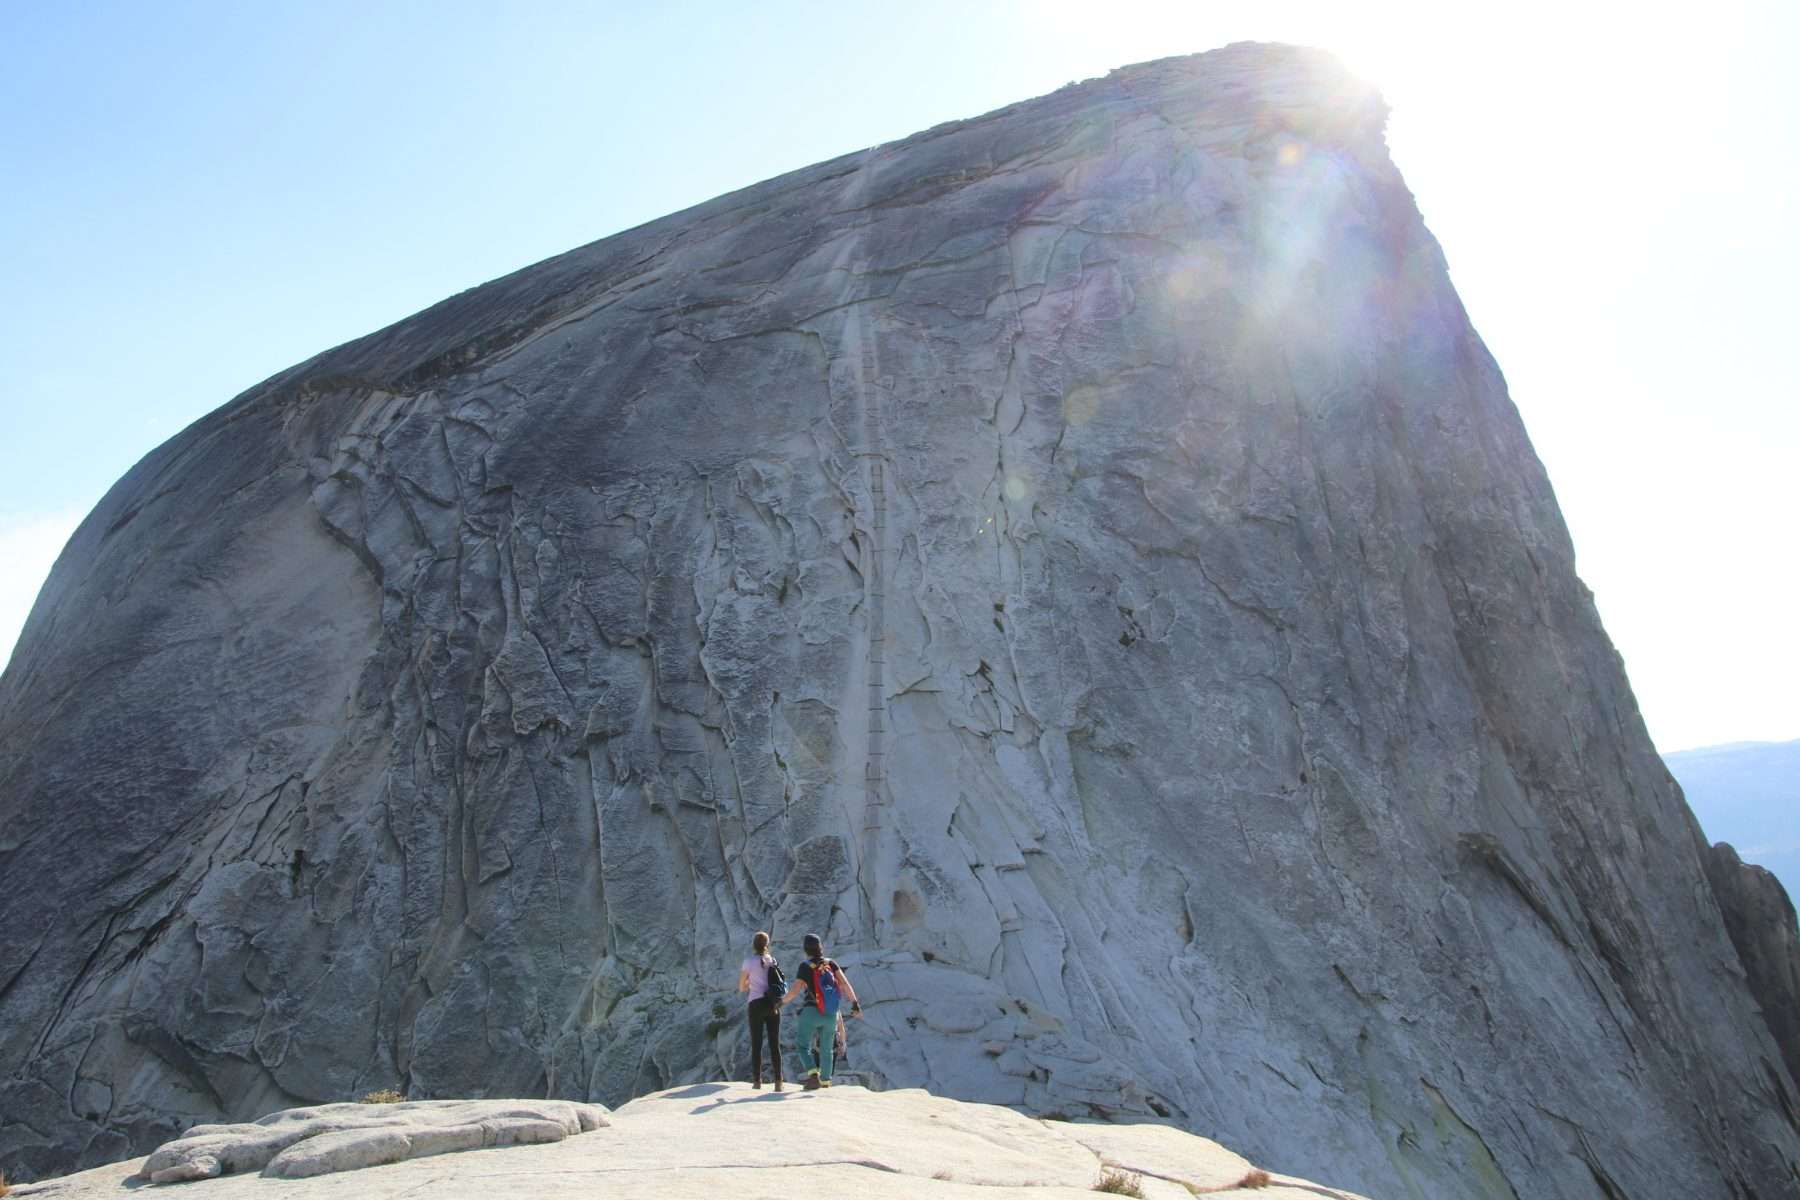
(1, 42, 1796, 1199)
(1706, 842, 1800, 1094)
(11, 1083, 1364, 1199)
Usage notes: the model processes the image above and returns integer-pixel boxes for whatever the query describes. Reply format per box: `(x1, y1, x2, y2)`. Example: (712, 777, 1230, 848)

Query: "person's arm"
(834, 963, 863, 1015)
(788, 964, 817, 1007)
(737, 966, 749, 994)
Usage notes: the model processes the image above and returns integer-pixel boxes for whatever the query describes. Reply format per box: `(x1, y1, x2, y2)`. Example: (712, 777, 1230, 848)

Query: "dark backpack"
(765, 959, 787, 999)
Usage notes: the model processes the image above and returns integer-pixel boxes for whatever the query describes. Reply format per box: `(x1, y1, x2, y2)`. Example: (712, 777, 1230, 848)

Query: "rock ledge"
(16, 1084, 1363, 1199)
(134, 1098, 607, 1183)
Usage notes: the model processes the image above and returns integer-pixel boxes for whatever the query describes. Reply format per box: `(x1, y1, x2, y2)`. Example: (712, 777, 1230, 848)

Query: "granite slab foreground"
(13, 1084, 1364, 1199)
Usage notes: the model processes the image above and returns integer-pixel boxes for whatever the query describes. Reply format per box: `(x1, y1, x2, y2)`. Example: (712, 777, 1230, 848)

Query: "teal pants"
(794, 1006, 836, 1079)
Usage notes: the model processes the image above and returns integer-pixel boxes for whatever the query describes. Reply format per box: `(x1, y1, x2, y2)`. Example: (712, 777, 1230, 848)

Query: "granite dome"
(2, 43, 1795, 1199)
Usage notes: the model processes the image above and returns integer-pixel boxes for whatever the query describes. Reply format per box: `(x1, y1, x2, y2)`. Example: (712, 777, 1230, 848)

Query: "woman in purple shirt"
(736, 930, 782, 1091)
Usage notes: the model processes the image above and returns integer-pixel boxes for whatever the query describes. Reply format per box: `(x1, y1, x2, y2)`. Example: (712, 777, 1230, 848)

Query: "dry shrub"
(932, 1169, 954, 1181)
(1095, 1167, 1145, 1196)
(0, 1168, 11, 1197)
(1236, 1168, 1272, 1188)
(359, 1089, 404, 1104)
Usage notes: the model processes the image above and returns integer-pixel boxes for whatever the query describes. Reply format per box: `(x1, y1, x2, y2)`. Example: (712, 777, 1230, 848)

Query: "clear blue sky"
(3, 0, 1795, 753)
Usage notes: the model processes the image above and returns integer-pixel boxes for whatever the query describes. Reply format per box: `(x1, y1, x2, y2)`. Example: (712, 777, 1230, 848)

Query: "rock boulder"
(133, 1098, 606, 1183)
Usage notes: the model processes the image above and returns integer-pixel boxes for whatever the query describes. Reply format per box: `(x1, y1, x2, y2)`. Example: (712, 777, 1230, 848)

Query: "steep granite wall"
(1706, 841, 1800, 1094)
(2, 44, 1796, 1198)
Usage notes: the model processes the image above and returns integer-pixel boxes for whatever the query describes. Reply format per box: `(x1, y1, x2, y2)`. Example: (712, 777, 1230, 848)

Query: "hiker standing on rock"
(778, 932, 860, 1090)
(737, 930, 784, 1091)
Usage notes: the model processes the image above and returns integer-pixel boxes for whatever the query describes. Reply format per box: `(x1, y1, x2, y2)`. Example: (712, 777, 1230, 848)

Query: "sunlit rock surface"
(8, 1084, 1361, 1199)
(2, 42, 1796, 1199)
(133, 1098, 607, 1184)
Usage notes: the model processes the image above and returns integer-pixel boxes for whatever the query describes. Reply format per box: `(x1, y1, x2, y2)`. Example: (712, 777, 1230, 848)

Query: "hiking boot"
(819, 1078, 832, 1088)
(802, 1072, 822, 1091)
(773, 1065, 784, 1093)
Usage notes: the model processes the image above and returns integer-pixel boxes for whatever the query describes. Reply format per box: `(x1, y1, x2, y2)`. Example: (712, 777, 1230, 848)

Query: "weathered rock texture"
(1, 42, 1796, 1199)
(1706, 842, 1800, 1095)
(11, 1083, 1364, 1200)
(133, 1097, 606, 1183)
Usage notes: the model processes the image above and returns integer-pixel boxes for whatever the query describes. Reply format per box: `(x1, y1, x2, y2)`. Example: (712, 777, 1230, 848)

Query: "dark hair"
(751, 930, 770, 955)
(803, 933, 823, 958)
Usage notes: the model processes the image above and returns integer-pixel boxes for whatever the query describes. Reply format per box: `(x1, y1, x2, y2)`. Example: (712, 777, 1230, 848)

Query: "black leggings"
(747, 996, 781, 1080)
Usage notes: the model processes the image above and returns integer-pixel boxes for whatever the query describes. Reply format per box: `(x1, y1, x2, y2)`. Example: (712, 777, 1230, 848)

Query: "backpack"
(765, 959, 787, 999)
(809, 957, 843, 1016)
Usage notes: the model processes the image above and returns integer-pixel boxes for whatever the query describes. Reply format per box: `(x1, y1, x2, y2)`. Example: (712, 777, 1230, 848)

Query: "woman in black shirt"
(778, 932, 861, 1089)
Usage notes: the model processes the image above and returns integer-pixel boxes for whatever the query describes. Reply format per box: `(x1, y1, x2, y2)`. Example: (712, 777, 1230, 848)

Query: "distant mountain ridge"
(1665, 739, 1800, 900)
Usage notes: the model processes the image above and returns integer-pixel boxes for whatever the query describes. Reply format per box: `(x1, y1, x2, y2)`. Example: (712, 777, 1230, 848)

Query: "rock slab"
(133, 1098, 606, 1183)
(2, 41, 1798, 1199)
(15, 1083, 1362, 1200)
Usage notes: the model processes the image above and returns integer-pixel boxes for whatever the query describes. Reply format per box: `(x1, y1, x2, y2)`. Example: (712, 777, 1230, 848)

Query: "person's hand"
(851, 1001, 863, 1018)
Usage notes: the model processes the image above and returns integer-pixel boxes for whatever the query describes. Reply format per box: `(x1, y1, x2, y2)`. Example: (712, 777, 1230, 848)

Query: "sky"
(1, 0, 1795, 755)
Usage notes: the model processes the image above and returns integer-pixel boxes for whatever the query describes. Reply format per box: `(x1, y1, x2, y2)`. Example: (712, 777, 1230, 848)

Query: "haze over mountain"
(1666, 739, 1800, 900)
(2, 45, 1795, 1200)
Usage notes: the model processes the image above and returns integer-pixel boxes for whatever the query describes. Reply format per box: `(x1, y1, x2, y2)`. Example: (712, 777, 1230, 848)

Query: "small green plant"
(1094, 1167, 1145, 1196)
(359, 1088, 404, 1104)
